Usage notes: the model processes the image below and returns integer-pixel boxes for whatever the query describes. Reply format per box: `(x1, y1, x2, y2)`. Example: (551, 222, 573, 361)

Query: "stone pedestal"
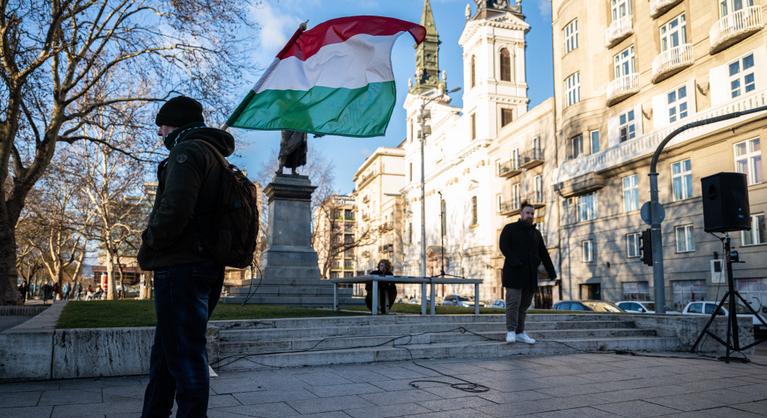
(227, 174, 354, 307)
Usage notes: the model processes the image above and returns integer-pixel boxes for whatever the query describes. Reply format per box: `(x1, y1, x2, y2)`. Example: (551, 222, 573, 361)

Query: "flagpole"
(223, 21, 309, 130)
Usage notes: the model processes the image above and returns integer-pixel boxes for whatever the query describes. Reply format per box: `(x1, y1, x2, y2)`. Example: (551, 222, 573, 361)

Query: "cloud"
(248, 1, 302, 65)
(535, 0, 552, 18)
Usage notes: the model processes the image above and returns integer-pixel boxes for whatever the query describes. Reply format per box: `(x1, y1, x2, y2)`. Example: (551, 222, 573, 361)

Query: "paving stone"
(533, 406, 616, 418)
(649, 393, 728, 412)
(285, 413, 353, 418)
(40, 388, 102, 405)
(409, 408, 496, 418)
(210, 402, 299, 417)
(51, 400, 142, 417)
(593, 400, 681, 417)
(477, 389, 549, 404)
(288, 395, 376, 414)
(0, 405, 53, 418)
(0, 390, 41, 408)
(476, 399, 554, 416)
(369, 377, 443, 392)
(731, 399, 767, 415)
(233, 388, 317, 405)
(295, 371, 354, 386)
(360, 389, 441, 406)
(344, 402, 431, 418)
(305, 382, 383, 397)
(418, 395, 497, 412)
(209, 394, 241, 408)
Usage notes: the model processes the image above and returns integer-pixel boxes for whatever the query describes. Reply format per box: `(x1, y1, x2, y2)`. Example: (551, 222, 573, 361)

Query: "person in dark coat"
(138, 96, 233, 418)
(499, 201, 556, 344)
(366, 259, 397, 314)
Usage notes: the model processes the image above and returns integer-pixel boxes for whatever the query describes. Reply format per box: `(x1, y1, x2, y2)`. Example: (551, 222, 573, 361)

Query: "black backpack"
(195, 140, 259, 268)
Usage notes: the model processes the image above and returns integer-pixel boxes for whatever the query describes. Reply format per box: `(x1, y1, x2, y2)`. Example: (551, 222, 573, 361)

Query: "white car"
(616, 301, 655, 314)
(682, 301, 766, 333)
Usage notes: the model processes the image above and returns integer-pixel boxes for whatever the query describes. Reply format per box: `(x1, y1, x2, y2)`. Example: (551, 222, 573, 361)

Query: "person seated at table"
(365, 259, 398, 314)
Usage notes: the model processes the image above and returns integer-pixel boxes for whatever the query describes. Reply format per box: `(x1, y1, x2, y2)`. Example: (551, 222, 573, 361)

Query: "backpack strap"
(190, 139, 230, 169)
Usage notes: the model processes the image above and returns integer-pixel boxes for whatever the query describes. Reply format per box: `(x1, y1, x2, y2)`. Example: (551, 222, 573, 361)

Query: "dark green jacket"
(137, 125, 235, 270)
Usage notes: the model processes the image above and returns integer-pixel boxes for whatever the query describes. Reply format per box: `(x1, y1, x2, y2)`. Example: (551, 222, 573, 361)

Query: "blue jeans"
(142, 261, 224, 418)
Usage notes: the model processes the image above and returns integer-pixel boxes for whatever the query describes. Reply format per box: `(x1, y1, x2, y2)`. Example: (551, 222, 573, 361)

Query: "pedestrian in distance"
(137, 96, 235, 418)
(366, 259, 397, 314)
(499, 201, 557, 344)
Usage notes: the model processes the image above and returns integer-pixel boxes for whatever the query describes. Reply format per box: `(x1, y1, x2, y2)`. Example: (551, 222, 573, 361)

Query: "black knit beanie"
(155, 96, 205, 127)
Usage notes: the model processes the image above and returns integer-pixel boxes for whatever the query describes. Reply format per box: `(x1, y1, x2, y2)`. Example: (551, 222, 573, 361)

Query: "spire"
(410, 0, 445, 95)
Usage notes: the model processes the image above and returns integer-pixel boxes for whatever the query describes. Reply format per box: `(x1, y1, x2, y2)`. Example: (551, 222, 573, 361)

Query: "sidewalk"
(1, 351, 765, 417)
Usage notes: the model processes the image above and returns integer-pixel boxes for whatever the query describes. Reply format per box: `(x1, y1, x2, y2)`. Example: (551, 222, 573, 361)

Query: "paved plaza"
(1, 350, 766, 418)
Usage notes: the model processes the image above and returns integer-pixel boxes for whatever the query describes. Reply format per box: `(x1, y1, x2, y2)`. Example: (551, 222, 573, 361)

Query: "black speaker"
(701, 172, 750, 233)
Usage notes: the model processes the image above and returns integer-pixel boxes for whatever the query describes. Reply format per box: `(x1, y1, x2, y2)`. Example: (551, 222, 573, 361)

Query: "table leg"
(371, 280, 378, 317)
(474, 283, 480, 316)
(430, 279, 436, 316)
(420, 282, 427, 315)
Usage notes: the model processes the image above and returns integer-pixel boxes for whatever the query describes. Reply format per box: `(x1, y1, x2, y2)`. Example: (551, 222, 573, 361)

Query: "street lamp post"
(418, 87, 461, 283)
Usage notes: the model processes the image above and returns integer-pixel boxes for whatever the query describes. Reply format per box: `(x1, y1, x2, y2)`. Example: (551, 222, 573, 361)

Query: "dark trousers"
(505, 287, 535, 332)
(142, 261, 224, 418)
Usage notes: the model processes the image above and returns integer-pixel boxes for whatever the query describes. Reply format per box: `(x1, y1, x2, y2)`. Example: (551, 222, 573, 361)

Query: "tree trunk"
(105, 251, 115, 301)
(0, 219, 20, 305)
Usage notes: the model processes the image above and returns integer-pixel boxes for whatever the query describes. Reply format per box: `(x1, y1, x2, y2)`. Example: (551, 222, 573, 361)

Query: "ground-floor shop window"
(671, 279, 706, 311)
(622, 281, 650, 301)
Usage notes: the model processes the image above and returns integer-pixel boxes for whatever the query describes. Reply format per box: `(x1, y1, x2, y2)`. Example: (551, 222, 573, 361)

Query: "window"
(565, 72, 580, 106)
(409, 162, 413, 181)
(568, 134, 584, 159)
(660, 13, 686, 52)
(470, 55, 476, 87)
(619, 109, 636, 142)
(409, 119, 413, 142)
(742, 213, 765, 246)
(611, 0, 631, 21)
(496, 194, 503, 212)
(500, 48, 511, 82)
(511, 183, 521, 208)
(720, 0, 755, 17)
(577, 192, 597, 222)
(667, 85, 689, 123)
(590, 130, 600, 153)
(512, 148, 520, 169)
(614, 46, 636, 79)
(471, 196, 478, 225)
(470, 113, 476, 140)
(534, 175, 543, 203)
(537, 221, 547, 245)
(734, 138, 762, 184)
(533, 136, 541, 153)
(622, 175, 639, 212)
(671, 159, 693, 201)
(564, 19, 579, 53)
(622, 281, 650, 300)
(582, 239, 594, 263)
(626, 233, 640, 258)
(501, 108, 513, 127)
(675, 225, 695, 253)
(729, 54, 755, 98)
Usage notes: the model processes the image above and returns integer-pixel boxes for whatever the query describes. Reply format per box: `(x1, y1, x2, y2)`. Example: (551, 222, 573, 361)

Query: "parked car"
(488, 299, 506, 309)
(552, 300, 624, 313)
(681, 301, 766, 333)
(441, 294, 484, 307)
(616, 301, 656, 314)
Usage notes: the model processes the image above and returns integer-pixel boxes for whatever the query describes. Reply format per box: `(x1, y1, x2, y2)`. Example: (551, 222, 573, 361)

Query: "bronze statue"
(277, 130, 307, 175)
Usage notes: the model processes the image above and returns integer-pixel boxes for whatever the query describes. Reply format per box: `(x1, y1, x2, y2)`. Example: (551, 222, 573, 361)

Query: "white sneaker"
(516, 332, 536, 344)
(505, 331, 516, 343)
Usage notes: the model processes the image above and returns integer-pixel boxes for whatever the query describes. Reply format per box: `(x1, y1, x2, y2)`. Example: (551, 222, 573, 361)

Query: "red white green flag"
(226, 16, 426, 137)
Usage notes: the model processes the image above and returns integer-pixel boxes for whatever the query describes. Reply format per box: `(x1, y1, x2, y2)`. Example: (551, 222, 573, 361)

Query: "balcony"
(526, 192, 545, 209)
(650, 0, 683, 18)
(605, 15, 633, 48)
(497, 158, 522, 178)
(606, 73, 639, 106)
(519, 148, 544, 169)
(499, 199, 521, 216)
(652, 44, 694, 83)
(556, 88, 767, 184)
(556, 173, 606, 198)
(710, 6, 765, 54)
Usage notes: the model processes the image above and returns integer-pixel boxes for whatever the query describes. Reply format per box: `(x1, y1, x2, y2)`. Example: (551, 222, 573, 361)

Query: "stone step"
(216, 320, 638, 341)
(217, 328, 658, 355)
(211, 336, 681, 371)
(209, 314, 632, 330)
(226, 286, 344, 296)
(222, 295, 340, 306)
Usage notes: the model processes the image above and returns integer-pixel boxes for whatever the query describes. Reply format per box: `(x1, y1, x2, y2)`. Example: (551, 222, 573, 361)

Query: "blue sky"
(232, 0, 553, 193)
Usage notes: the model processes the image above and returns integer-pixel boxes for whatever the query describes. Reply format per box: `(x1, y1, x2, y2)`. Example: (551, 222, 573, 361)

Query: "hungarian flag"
(226, 16, 426, 137)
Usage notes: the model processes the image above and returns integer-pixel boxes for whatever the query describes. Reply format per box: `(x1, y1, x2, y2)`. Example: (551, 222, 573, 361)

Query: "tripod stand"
(691, 233, 767, 363)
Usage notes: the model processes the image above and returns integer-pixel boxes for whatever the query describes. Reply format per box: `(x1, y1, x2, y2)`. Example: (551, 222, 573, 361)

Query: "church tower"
(409, 0, 446, 95)
(459, 0, 529, 141)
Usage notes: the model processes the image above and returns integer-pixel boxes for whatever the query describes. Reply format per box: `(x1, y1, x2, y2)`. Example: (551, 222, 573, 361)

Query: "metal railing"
(650, 0, 682, 17)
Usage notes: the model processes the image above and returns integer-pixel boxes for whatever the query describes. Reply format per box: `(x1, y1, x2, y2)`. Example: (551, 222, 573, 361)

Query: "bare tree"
(0, 0, 254, 304)
(314, 195, 375, 279)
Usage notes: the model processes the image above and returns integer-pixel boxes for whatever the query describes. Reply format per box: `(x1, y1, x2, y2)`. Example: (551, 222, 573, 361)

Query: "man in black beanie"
(139, 96, 234, 418)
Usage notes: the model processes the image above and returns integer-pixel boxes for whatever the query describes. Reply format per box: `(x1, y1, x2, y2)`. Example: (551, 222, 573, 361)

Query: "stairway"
(208, 314, 681, 371)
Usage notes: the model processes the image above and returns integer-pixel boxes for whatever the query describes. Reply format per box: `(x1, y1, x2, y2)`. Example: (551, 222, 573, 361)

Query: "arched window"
(470, 55, 476, 87)
(500, 48, 511, 82)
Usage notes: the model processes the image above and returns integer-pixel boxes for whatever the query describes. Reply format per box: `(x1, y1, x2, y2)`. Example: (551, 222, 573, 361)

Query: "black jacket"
(499, 220, 557, 289)
(137, 125, 235, 270)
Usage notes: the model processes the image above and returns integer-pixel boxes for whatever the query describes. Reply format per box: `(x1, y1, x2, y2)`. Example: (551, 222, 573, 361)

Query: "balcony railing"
(527, 192, 545, 208)
(556, 88, 767, 184)
(605, 15, 633, 48)
(499, 199, 521, 216)
(606, 73, 639, 106)
(652, 44, 694, 83)
(497, 158, 522, 178)
(519, 148, 544, 169)
(710, 6, 764, 54)
(650, 0, 683, 18)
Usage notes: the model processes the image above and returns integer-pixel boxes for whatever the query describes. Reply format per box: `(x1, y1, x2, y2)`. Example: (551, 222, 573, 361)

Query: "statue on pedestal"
(277, 130, 307, 175)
